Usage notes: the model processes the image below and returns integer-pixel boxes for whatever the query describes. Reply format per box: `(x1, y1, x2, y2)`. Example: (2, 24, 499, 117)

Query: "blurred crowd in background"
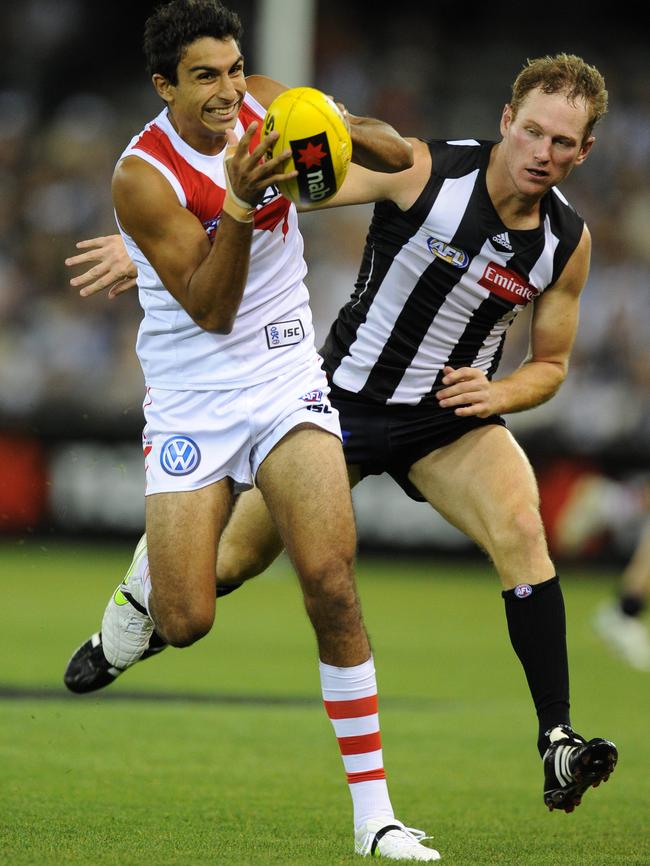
(1, 1, 650, 554)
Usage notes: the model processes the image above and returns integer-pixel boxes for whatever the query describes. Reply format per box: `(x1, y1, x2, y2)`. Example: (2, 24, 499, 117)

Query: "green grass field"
(1, 541, 647, 865)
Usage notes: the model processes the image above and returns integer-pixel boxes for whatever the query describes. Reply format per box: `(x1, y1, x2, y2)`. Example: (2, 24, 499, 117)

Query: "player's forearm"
(185, 215, 253, 333)
(348, 116, 413, 173)
(492, 359, 568, 414)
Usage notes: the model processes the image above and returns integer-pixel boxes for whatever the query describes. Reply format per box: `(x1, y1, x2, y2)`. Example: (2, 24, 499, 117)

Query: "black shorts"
(330, 383, 507, 502)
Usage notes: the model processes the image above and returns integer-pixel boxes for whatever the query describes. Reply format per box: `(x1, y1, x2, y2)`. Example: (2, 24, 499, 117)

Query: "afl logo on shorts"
(160, 435, 201, 476)
(514, 583, 533, 599)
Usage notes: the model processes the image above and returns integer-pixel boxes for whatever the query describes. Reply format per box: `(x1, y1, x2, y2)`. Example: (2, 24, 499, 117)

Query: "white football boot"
(355, 818, 440, 860)
(101, 534, 155, 669)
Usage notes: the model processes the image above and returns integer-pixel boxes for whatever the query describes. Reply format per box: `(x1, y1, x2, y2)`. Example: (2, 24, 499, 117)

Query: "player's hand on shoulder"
(437, 365, 498, 418)
(345, 112, 413, 174)
(65, 235, 137, 299)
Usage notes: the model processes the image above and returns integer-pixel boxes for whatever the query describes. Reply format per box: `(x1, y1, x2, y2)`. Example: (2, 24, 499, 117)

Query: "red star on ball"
(296, 141, 327, 169)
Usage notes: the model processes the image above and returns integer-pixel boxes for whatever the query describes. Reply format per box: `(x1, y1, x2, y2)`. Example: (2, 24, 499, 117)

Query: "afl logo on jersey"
(514, 583, 533, 599)
(300, 389, 323, 403)
(427, 237, 469, 268)
(160, 435, 201, 476)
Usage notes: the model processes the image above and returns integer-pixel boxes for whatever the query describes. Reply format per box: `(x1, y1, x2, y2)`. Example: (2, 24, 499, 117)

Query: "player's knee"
(218, 538, 274, 583)
(300, 556, 360, 621)
(514, 505, 546, 546)
(164, 615, 213, 648)
(158, 600, 215, 648)
(494, 504, 546, 554)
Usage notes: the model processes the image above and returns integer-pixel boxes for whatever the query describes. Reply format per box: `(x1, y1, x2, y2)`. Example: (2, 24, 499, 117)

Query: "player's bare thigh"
(256, 424, 356, 572)
(408, 425, 555, 588)
(218, 458, 362, 583)
(217, 484, 284, 583)
(256, 424, 368, 664)
(146, 477, 234, 645)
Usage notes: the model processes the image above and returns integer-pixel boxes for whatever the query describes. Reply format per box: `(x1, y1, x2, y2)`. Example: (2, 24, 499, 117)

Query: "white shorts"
(141, 356, 341, 495)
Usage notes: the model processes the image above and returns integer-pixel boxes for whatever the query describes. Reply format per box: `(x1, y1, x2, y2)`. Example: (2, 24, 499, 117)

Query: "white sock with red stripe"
(320, 655, 394, 829)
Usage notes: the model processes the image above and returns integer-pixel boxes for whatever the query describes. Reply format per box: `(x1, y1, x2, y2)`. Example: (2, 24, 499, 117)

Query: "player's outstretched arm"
(306, 137, 430, 212)
(65, 235, 137, 299)
(346, 113, 413, 173)
(247, 74, 413, 174)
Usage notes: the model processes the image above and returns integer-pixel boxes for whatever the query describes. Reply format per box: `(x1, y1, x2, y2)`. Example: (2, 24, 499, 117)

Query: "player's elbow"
(358, 140, 414, 174)
(376, 139, 414, 173)
(543, 359, 569, 399)
(207, 317, 235, 335)
(391, 139, 414, 172)
(192, 309, 236, 334)
(553, 358, 570, 384)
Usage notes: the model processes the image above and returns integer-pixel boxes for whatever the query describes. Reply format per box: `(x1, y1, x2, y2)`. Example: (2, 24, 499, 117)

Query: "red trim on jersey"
(346, 768, 387, 784)
(238, 101, 264, 150)
(131, 109, 290, 236)
(323, 695, 378, 719)
(133, 124, 226, 226)
(237, 103, 292, 236)
(337, 731, 383, 755)
(256, 197, 291, 233)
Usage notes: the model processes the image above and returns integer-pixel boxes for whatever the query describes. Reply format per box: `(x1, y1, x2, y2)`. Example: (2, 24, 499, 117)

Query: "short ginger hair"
(510, 53, 608, 140)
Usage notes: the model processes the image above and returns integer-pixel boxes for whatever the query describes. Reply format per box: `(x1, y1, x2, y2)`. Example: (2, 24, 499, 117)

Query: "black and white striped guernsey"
(321, 139, 585, 406)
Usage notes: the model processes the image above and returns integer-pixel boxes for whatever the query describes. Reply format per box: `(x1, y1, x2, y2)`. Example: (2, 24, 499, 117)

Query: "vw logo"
(160, 435, 201, 476)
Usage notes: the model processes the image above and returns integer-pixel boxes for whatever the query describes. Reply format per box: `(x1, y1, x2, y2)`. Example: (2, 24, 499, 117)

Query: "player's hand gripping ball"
(263, 86, 352, 207)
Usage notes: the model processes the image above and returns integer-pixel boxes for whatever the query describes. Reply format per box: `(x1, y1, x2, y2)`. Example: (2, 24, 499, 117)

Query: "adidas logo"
(492, 231, 512, 250)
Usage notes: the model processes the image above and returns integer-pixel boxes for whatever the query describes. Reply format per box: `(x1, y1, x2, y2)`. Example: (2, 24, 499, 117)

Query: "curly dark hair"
(144, 0, 244, 83)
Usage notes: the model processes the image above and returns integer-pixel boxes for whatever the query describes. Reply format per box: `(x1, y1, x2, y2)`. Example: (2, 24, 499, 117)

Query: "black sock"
(148, 631, 167, 649)
(620, 593, 645, 617)
(502, 576, 570, 757)
(217, 581, 243, 598)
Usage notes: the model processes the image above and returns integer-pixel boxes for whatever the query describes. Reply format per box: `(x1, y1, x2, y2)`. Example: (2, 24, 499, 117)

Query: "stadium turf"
(1, 540, 648, 865)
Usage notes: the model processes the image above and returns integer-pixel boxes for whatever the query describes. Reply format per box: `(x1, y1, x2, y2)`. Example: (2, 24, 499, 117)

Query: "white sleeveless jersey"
(117, 92, 315, 389)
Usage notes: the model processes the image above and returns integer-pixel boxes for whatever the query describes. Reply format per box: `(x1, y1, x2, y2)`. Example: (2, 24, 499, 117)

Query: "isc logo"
(265, 319, 304, 349)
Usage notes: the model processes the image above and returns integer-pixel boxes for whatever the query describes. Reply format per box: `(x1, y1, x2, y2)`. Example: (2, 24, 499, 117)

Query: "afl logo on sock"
(514, 583, 533, 599)
(161, 435, 201, 476)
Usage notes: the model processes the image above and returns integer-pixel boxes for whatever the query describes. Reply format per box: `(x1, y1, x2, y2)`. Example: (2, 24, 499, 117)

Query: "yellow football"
(263, 86, 352, 207)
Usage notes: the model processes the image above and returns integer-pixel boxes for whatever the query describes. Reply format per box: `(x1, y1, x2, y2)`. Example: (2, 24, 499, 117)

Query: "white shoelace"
(387, 825, 434, 849)
(357, 822, 435, 856)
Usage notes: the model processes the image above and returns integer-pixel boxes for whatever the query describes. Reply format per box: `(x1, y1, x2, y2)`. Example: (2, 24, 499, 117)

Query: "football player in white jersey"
(66, 49, 618, 840)
(62, 0, 445, 861)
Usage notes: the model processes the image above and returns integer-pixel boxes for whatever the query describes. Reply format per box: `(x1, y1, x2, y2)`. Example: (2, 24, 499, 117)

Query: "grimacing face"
(499, 87, 594, 197)
(153, 36, 247, 154)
